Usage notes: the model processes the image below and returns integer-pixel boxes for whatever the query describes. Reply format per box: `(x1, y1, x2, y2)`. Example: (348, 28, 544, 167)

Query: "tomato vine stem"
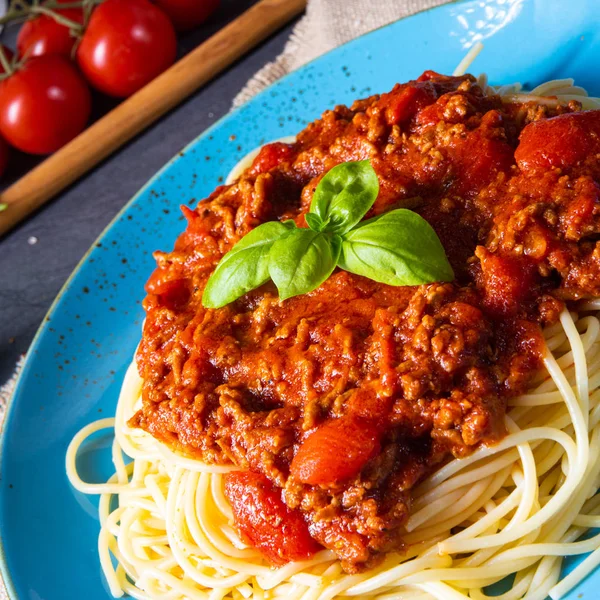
(0, 46, 13, 75)
(32, 5, 82, 30)
(0, 0, 102, 26)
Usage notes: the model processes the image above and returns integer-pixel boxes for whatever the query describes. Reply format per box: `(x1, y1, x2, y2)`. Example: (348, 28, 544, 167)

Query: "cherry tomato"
(17, 1, 84, 59)
(0, 55, 91, 155)
(77, 0, 177, 98)
(0, 46, 14, 75)
(153, 0, 220, 32)
(0, 136, 10, 179)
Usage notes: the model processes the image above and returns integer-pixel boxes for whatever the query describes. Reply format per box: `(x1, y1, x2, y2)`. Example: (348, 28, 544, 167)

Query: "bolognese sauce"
(131, 72, 600, 570)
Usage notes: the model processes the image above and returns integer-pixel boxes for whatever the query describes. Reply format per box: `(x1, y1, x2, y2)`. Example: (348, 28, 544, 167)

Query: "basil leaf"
(310, 160, 379, 234)
(202, 220, 295, 308)
(339, 209, 454, 286)
(305, 212, 326, 232)
(269, 229, 341, 300)
(0, 203, 7, 212)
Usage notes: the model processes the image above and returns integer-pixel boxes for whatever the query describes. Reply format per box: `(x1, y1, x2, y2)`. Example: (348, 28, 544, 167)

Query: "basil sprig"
(202, 160, 453, 308)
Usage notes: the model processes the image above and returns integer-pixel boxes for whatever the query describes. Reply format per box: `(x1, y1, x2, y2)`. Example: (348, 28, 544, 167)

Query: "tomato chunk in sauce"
(249, 141, 295, 175)
(291, 418, 381, 485)
(225, 471, 321, 565)
(515, 110, 600, 172)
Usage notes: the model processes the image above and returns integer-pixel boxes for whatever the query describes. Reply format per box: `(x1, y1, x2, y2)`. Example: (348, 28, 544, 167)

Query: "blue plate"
(2, 0, 600, 598)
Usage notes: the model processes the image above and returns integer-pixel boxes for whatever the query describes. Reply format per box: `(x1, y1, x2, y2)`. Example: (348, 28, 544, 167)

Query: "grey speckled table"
(0, 0, 297, 384)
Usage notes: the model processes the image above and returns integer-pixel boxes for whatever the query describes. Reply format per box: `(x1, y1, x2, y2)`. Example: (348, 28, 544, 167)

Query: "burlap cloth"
(0, 0, 450, 596)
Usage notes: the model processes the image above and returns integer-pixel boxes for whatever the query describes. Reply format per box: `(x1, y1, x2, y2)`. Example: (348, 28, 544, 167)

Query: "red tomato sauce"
(132, 72, 600, 570)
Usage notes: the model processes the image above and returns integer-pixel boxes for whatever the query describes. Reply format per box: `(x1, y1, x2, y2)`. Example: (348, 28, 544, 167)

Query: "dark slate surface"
(0, 0, 297, 383)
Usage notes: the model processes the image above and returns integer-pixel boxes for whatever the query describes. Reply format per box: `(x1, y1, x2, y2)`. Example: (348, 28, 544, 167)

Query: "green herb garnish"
(202, 160, 453, 308)
(310, 160, 379, 234)
(202, 220, 295, 309)
(269, 228, 341, 300)
(0, 203, 7, 212)
(339, 209, 454, 286)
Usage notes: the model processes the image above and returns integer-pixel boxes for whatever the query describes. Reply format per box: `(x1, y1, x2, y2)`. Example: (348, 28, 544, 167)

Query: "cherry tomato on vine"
(77, 0, 177, 98)
(0, 55, 91, 155)
(153, 0, 220, 32)
(17, 0, 84, 59)
(0, 136, 10, 179)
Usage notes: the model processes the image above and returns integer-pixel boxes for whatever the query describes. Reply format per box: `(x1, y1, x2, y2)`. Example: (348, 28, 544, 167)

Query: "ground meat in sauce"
(131, 72, 600, 571)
